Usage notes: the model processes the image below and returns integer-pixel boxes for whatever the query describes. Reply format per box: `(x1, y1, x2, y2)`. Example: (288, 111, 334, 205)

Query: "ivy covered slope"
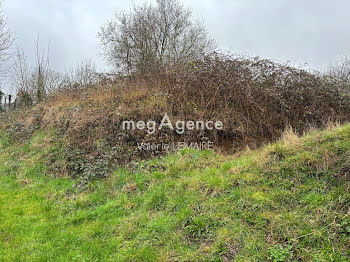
(0, 125, 349, 262)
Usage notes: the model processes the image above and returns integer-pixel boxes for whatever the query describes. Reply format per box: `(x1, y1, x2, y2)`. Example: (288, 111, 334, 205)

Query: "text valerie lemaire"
(137, 141, 214, 152)
(121, 113, 224, 135)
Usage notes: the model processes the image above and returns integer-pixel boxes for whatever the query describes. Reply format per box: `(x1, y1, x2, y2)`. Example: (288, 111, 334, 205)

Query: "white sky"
(3, 0, 350, 74)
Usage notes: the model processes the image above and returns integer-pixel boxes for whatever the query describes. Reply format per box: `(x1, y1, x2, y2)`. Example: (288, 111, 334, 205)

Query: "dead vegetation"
(2, 52, 350, 179)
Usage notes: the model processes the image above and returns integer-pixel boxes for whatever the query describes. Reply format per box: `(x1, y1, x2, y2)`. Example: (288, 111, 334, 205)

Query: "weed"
(268, 244, 293, 262)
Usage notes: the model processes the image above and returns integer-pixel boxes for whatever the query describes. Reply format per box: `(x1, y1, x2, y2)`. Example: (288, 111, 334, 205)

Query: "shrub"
(3, 52, 350, 178)
(268, 244, 293, 262)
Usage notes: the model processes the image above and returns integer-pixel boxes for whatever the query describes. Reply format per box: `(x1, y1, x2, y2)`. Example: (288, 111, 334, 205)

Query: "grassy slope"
(0, 126, 349, 262)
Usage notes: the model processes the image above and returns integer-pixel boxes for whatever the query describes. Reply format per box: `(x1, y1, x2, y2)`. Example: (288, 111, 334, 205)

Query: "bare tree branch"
(98, 0, 216, 74)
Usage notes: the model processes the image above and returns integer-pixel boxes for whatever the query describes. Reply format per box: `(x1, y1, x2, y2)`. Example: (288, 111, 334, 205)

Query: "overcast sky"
(3, 0, 350, 74)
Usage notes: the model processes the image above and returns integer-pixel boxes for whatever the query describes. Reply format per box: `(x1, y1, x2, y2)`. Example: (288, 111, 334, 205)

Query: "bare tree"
(327, 56, 350, 95)
(328, 56, 350, 83)
(98, 0, 216, 74)
(0, 1, 14, 101)
(31, 36, 50, 102)
(57, 59, 97, 91)
(0, 1, 13, 74)
(70, 59, 97, 88)
(12, 48, 34, 107)
(12, 37, 62, 107)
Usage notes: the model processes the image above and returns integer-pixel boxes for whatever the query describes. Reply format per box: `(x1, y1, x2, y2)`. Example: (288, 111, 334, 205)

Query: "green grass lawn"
(0, 126, 349, 261)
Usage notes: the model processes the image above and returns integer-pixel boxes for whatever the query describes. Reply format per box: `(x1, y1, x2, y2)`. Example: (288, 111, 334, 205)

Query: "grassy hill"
(0, 123, 349, 261)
